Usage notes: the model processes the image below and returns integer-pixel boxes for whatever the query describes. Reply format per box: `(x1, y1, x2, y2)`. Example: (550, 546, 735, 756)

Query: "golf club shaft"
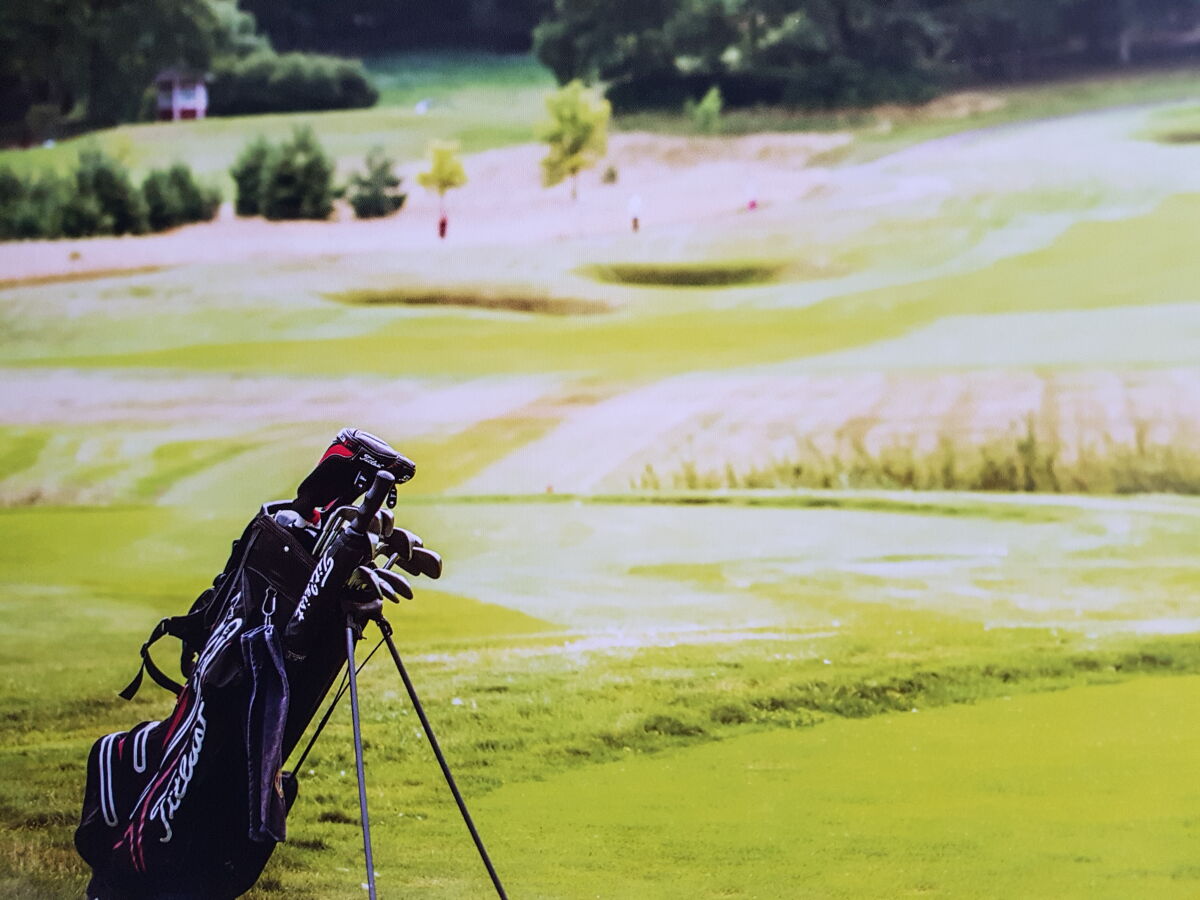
(380, 626, 508, 900)
(345, 625, 378, 900)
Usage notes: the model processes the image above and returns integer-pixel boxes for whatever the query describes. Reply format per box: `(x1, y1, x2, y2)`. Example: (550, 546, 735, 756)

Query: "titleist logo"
(149, 702, 206, 843)
(294, 555, 334, 623)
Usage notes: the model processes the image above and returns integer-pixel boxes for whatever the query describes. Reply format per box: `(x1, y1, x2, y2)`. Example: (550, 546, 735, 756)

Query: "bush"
(230, 137, 272, 217)
(347, 148, 406, 219)
(64, 148, 147, 237)
(208, 51, 378, 117)
(143, 164, 221, 231)
(0, 156, 218, 241)
(257, 127, 335, 221)
(0, 167, 69, 239)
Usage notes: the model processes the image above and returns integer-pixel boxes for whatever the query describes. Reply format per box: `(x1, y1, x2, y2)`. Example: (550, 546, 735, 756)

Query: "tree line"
(534, 0, 1200, 110)
(0, 0, 376, 140)
(3, 0, 1199, 138)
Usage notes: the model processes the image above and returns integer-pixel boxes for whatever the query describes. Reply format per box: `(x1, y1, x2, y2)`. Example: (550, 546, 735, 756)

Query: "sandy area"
(456, 369, 1200, 494)
(0, 131, 850, 284)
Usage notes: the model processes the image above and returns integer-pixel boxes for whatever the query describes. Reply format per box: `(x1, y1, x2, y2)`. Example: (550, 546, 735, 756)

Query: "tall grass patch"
(638, 417, 1200, 494)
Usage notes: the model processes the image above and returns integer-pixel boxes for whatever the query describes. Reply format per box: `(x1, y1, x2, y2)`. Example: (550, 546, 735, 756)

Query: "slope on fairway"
(479, 676, 1200, 899)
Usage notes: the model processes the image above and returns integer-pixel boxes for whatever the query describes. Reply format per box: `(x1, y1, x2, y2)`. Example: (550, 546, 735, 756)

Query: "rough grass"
(327, 287, 611, 316)
(1141, 104, 1200, 144)
(580, 259, 788, 288)
(638, 418, 1200, 495)
(31, 193, 1200, 378)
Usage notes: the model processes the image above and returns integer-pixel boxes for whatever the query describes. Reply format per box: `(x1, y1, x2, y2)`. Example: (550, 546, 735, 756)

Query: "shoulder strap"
(118, 613, 206, 700)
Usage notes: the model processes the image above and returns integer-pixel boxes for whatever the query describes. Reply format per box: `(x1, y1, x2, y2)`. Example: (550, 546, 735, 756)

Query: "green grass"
(23, 192, 1200, 378)
(639, 418, 1200, 495)
(480, 676, 1200, 899)
(1141, 103, 1200, 143)
(0, 53, 554, 196)
(618, 63, 1200, 163)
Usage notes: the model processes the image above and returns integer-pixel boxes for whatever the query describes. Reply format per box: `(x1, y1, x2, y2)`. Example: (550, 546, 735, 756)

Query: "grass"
(0, 53, 555, 195)
(23, 192, 1200, 379)
(479, 675, 1200, 898)
(580, 259, 789, 288)
(617, 63, 1200, 164)
(328, 286, 612, 316)
(637, 418, 1200, 495)
(4, 52, 1200, 899)
(1141, 103, 1200, 143)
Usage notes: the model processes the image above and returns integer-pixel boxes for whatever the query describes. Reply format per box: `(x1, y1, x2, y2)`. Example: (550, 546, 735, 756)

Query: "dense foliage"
(232, 128, 336, 221)
(535, 0, 1200, 110)
(207, 51, 377, 117)
(348, 148, 407, 218)
(239, 0, 551, 53)
(0, 151, 218, 240)
(0, 0, 376, 137)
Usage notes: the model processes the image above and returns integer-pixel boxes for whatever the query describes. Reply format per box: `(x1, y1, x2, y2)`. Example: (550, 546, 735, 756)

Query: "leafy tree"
(536, 80, 611, 200)
(257, 127, 335, 220)
(416, 140, 468, 235)
(348, 148, 407, 219)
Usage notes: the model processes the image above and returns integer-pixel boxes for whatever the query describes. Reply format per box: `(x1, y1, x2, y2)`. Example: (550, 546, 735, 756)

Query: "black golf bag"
(75, 430, 420, 899)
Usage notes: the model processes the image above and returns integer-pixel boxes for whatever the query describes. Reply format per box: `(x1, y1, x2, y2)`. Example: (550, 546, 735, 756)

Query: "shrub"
(348, 148, 406, 219)
(231, 137, 272, 217)
(0, 167, 69, 239)
(208, 51, 378, 117)
(257, 127, 335, 221)
(143, 164, 221, 231)
(68, 148, 147, 236)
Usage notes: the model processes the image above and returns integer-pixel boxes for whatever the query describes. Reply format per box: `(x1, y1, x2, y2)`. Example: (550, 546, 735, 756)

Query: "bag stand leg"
(345, 622, 378, 900)
(378, 618, 509, 900)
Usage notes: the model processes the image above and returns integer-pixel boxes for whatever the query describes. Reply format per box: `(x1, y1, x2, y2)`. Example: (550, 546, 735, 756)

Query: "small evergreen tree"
(0, 169, 70, 240)
(416, 140, 467, 236)
(70, 148, 148, 236)
(230, 137, 272, 216)
(348, 148, 407, 219)
(143, 163, 221, 231)
(257, 127, 335, 221)
(536, 80, 611, 201)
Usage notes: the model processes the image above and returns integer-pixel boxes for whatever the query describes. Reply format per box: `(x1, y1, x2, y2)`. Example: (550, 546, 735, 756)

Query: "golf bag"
(75, 430, 418, 899)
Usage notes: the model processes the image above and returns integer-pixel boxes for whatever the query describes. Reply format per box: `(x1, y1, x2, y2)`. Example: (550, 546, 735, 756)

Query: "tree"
(257, 127, 335, 221)
(536, 80, 611, 200)
(348, 148, 407, 219)
(416, 141, 467, 237)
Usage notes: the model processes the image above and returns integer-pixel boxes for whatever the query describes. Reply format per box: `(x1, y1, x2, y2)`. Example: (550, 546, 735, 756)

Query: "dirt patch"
(328, 288, 612, 316)
(581, 260, 787, 288)
(0, 265, 167, 292)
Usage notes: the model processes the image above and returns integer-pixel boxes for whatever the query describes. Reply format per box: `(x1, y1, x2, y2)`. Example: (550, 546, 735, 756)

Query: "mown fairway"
(2, 60, 1200, 898)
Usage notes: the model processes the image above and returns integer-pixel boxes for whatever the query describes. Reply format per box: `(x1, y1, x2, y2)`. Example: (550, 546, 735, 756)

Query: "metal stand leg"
(345, 624, 378, 900)
(379, 620, 508, 900)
